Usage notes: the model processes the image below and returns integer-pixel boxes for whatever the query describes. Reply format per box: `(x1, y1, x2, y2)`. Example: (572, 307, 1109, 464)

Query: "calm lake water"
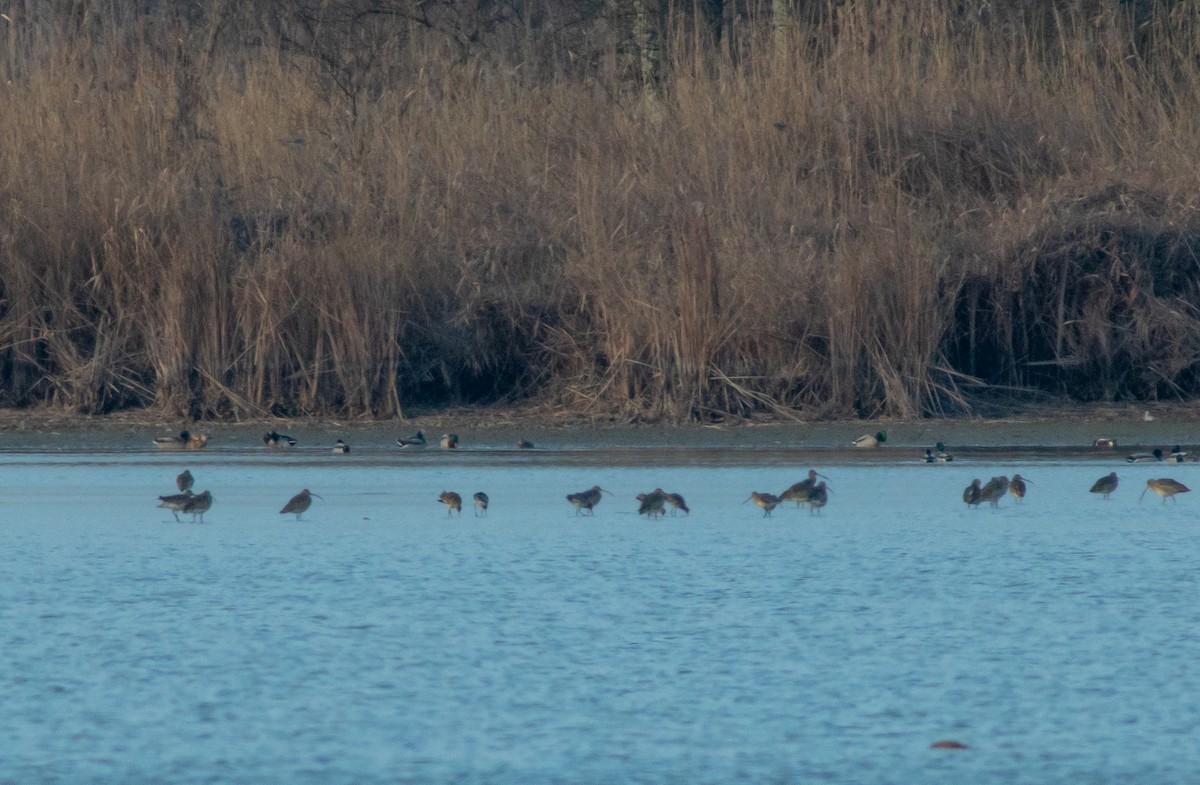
(1, 431, 1198, 784)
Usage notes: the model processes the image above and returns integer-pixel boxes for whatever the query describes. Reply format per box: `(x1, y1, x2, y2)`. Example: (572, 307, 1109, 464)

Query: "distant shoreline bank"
(2, 401, 1198, 452)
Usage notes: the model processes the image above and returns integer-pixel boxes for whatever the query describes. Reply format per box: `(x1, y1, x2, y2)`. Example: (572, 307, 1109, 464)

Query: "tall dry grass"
(1, 1, 1200, 420)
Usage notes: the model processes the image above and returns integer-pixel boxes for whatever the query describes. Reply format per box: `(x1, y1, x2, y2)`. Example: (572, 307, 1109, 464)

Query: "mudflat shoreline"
(1, 401, 1198, 452)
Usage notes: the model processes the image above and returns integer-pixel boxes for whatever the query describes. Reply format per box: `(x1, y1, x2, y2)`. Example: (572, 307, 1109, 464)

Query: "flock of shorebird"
(152, 426, 1195, 522)
(154, 429, 521, 522)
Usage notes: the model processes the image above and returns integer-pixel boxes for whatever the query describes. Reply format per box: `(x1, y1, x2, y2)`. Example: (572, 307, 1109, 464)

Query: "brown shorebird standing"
(158, 490, 194, 522)
(807, 481, 831, 514)
(176, 470, 194, 492)
(664, 492, 689, 515)
(745, 491, 781, 517)
(979, 476, 1009, 507)
(439, 491, 463, 516)
(280, 489, 321, 520)
(263, 431, 297, 448)
(1090, 472, 1119, 499)
(963, 479, 982, 507)
(567, 485, 608, 516)
(781, 469, 828, 508)
(637, 489, 668, 519)
(473, 492, 489, 517)
(1008, 474, 1032, 502)
(1140, 478, 1191, 504)
(181, 490, 213, 523)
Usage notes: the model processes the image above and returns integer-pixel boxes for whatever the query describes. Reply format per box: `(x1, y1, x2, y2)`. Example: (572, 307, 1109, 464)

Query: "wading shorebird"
(664, 492, 690, 515)
(439, 491, 463, 517)
(807, 481, 830, 515)
(332, 439, 350, 455)
(963, 478, 982, 507)
(745, 491, 782, 517)
(1008, 474, 1031, 502)
(781, 469, 828, 507)
(979, 476, 1009, 508)
(1140, 478, 1191, 504)
(157, 489, 194, 522)
(1090, 472, 1119, 499)
(181, 490, 213, 523)
(280, 489, 321, 520)
(852, 430, 887, 448)
(396, 431, 426, 448)
(566, 485, 608, 516)
(637, 489, 668, 519)
(440, 434, 459, 449)
(263, 431, 297, 448)
(176, 469, 194, 492)
(473, 492, 489, 517)
(517, 439, 534, 449)
(1093, 437, 1117, 449)
(1126, 448, 1163, 463)
(154, 431, 191, 450)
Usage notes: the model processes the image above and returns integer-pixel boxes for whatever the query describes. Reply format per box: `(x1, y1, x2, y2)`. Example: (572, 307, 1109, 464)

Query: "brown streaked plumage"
(181, 490, 213, 523)
(780, 469, 828, 508)
(637, 489, 668, 519)
(963, 479, 982, 507)
(473, 492, 489, 517)
(280, 489, 321, 520)
(1090, 472, 1118, 499)
(1008, 474, 1031, 502)
(979, 476, 1009, 508)
(745, 491, 781, 517)
(439, 491, 463, 516)
(807, 481, 830, 514)
(176, 469, 194, 492)
(1140, 478, 1191, 504)
(566, 485, 608, 516)
(664, 492, 689, 515)
(158, 489, 194, 522)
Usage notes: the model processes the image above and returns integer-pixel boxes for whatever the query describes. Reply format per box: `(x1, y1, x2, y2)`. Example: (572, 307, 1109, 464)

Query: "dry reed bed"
(1, 3, 1200, 420)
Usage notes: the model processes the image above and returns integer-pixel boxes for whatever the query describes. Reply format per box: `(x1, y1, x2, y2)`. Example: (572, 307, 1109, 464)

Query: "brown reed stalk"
(0, 3, 1199, 419)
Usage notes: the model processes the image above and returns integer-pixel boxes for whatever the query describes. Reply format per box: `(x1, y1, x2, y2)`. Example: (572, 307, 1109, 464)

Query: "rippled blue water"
(1, 441, 1198, 784)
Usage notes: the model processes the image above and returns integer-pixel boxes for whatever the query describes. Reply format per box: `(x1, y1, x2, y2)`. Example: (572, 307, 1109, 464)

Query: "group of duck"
(155, 429, 534, 453)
